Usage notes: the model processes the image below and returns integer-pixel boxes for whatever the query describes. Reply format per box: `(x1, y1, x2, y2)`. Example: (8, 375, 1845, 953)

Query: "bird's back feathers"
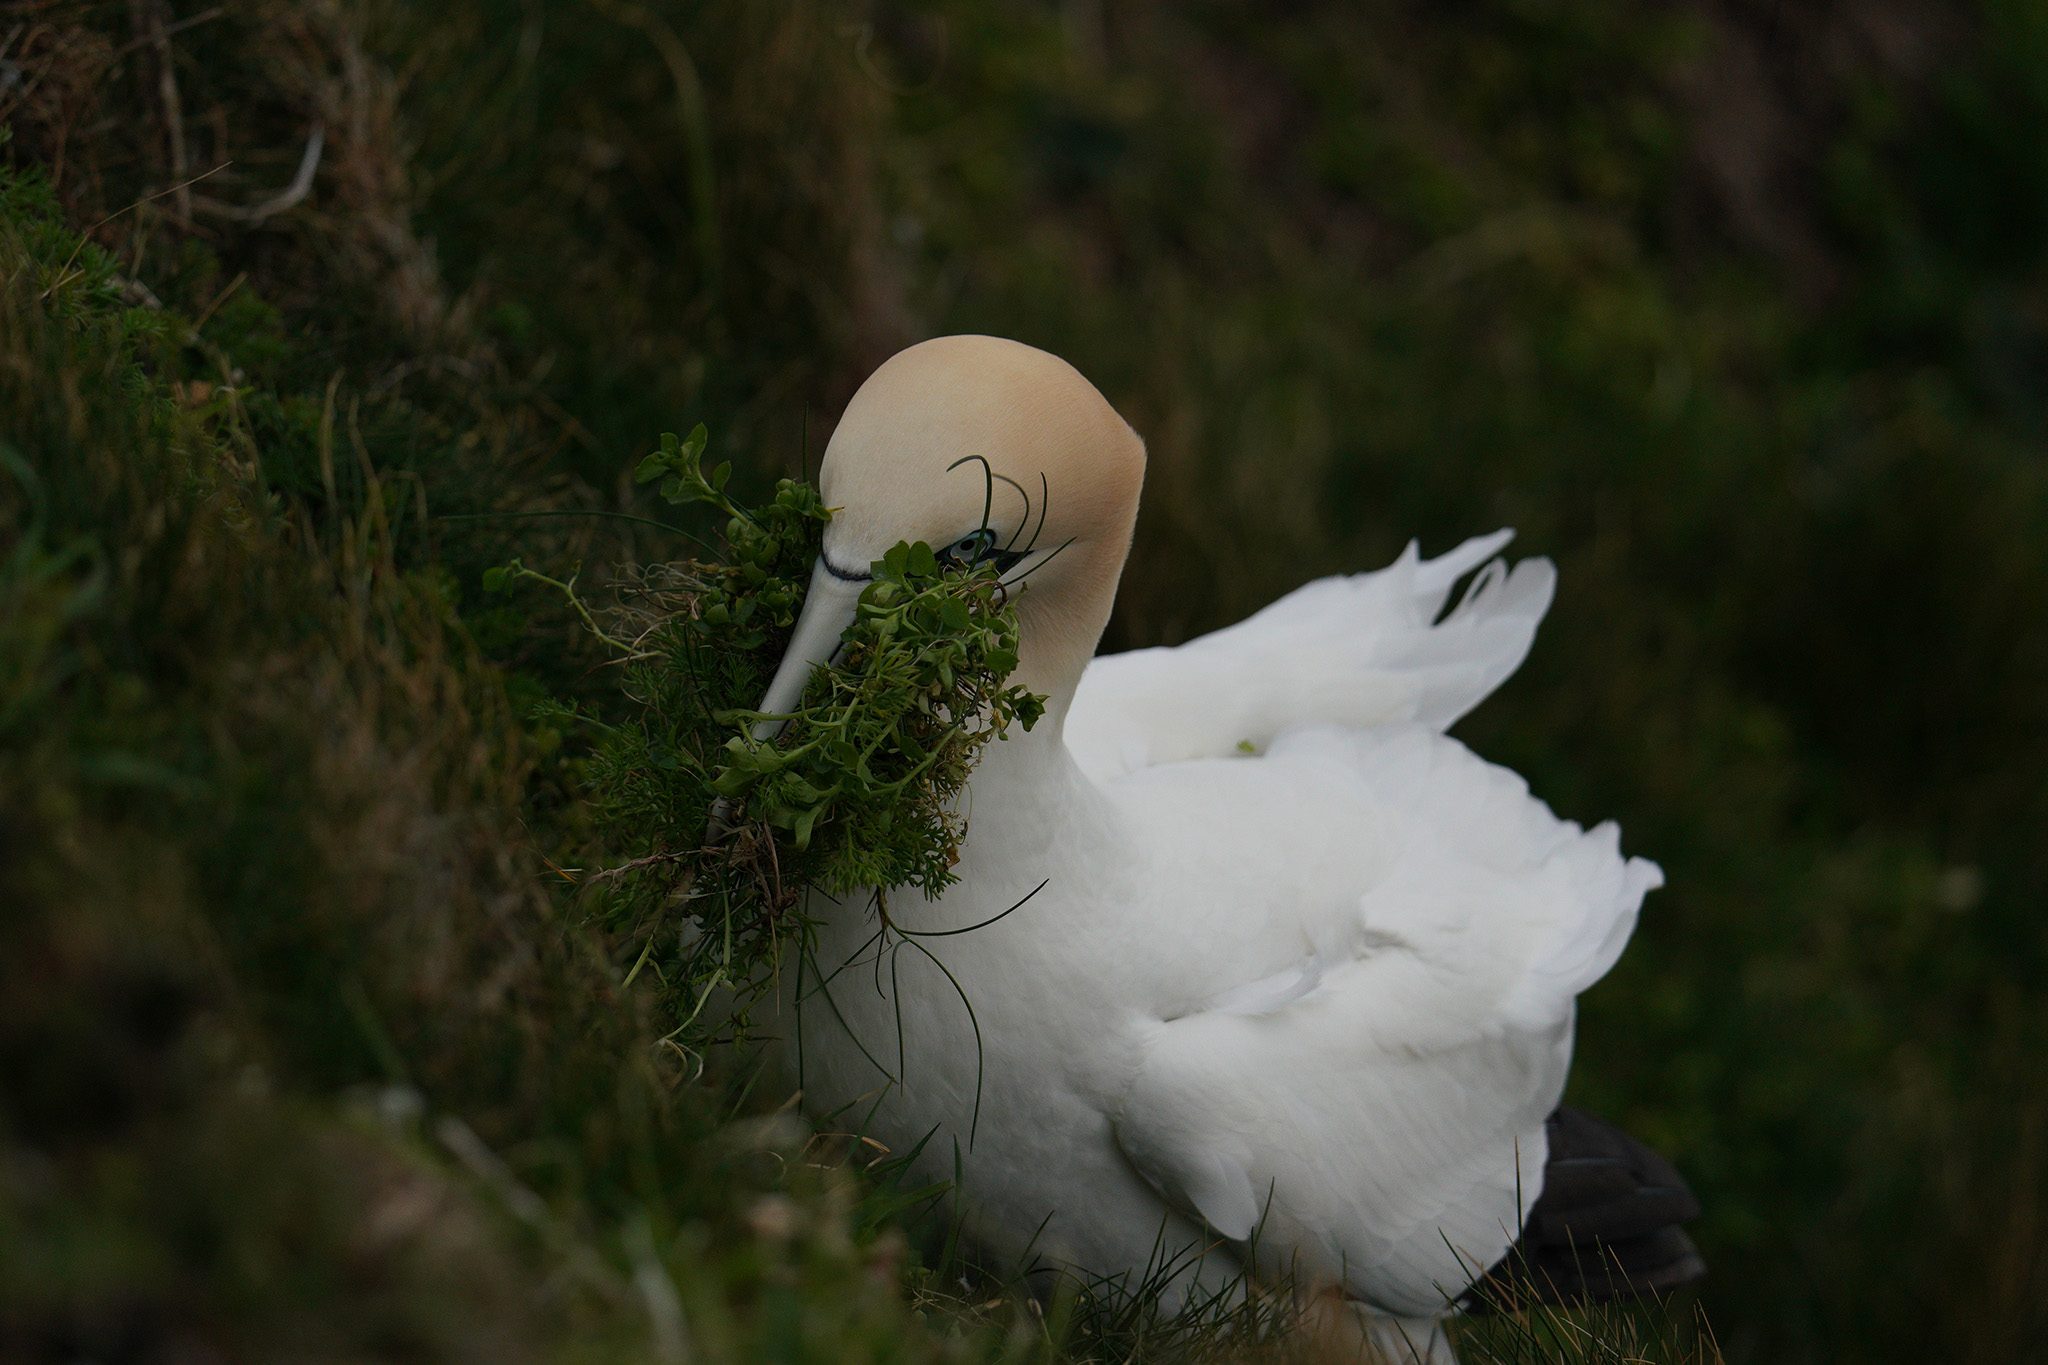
(1065, 531, 1555, 781)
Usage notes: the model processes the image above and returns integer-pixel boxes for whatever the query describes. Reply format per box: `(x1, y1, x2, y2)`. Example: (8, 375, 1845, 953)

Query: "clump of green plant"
(504, 426, 1044, 1035)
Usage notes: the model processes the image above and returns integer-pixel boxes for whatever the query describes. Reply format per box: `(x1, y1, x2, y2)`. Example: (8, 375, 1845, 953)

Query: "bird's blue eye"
(940, 528, 999, 566)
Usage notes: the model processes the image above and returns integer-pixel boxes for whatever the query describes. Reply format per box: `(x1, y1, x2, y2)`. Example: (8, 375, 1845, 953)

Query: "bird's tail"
(1462, 1106, 1706, 1314)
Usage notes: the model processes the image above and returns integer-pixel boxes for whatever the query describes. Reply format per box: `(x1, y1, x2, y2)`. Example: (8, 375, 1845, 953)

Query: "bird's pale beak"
(749, 558, 866, 741)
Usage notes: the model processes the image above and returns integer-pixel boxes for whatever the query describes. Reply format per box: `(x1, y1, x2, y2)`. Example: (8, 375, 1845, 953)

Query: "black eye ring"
(935, 528, 1028, 575)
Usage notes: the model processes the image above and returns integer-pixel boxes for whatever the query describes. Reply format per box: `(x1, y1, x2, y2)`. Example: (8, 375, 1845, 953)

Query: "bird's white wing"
(1109, 725, 1662, 1318)
(1064, 532, 1555, 782)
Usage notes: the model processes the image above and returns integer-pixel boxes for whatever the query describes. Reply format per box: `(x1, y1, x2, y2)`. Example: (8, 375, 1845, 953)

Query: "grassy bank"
(4, 2, 2044, 1360)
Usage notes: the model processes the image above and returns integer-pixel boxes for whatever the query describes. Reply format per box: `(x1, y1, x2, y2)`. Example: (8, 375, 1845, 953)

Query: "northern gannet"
(750, 335, 1702, 1361)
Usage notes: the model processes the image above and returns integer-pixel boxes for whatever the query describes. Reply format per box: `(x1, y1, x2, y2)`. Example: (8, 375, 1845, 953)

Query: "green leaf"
(569, 434, 1040, 1034)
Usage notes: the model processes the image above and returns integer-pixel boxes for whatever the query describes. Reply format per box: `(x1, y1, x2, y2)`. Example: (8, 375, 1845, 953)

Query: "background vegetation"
(4, 1, 2044, 1360)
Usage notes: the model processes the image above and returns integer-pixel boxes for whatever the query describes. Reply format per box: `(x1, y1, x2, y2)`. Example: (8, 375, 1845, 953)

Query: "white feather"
(778, 533, 1659, 1333)
(1064, 531, 1556, 781)
(1110, 721, 1660, 1315)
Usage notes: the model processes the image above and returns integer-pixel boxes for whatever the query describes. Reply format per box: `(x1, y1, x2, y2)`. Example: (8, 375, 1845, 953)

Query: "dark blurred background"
(3, 2, 2044, 1361)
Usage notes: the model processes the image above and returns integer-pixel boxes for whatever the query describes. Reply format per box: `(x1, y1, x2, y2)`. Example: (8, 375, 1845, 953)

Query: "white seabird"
(748, 335, 1701, 1362)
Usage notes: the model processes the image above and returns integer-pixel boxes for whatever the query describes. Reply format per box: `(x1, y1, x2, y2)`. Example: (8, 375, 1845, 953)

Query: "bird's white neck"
(948, 532, 1127, 840)
(1004, 521, 1133, 727)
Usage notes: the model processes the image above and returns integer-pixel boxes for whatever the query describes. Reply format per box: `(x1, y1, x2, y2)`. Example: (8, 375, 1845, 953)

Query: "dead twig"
(192, 121, 325, 224)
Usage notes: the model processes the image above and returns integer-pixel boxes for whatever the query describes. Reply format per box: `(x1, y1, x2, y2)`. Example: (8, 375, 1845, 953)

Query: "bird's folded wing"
(1109, 727, 1661, 1318)
(1065, 531, 1555, 782)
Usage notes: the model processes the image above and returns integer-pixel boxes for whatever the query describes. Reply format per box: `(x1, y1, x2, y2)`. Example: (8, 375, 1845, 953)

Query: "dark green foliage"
(537, 424, 1043, 1043)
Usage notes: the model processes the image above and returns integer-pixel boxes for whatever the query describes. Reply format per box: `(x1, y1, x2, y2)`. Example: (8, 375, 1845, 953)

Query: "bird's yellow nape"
(813, 335, 1146, 705)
